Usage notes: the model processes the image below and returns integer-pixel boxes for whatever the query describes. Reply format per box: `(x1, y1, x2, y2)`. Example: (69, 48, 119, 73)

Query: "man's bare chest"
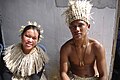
(68, 48, 96, 66)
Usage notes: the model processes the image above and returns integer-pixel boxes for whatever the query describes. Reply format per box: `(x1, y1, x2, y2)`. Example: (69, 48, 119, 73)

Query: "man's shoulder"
(60, 39, 74, 54)
(61, 39, 73, 48)
(89, 38, 103, 48)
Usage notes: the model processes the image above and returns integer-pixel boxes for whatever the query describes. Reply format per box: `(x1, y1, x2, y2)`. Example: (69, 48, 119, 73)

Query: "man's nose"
(74, 26, 80, 31)
(76, 26, 80, 30)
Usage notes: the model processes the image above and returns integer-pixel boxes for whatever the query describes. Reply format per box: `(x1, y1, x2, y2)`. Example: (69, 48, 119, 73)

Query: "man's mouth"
(74, 32, 81, 35)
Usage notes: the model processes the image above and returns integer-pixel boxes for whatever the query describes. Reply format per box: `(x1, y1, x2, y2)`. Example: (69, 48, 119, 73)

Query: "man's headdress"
(63, 0, 93, 25)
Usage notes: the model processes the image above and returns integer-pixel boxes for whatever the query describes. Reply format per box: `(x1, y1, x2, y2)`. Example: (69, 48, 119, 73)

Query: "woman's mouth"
(25, 43, 32, 47)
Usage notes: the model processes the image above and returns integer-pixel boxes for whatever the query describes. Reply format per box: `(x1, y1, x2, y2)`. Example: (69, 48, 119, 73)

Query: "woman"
(2, 21, 49, 80)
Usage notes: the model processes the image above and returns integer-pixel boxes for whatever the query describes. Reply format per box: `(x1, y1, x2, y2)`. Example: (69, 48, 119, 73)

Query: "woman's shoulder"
(3, 43, 21, 55)
(36, 46, 49, 63)
(37, 44, 47, 53)
(5, 43, 20, 50)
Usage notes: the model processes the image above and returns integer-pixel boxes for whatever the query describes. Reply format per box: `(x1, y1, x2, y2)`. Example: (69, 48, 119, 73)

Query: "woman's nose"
(28, 38, 33, 42)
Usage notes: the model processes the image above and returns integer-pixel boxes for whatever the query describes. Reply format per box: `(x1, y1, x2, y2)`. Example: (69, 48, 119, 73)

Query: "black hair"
(21, 25, 40, 40)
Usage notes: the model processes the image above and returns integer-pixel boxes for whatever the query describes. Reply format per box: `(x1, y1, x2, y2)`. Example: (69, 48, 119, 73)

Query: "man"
(60, 0, 107, 80)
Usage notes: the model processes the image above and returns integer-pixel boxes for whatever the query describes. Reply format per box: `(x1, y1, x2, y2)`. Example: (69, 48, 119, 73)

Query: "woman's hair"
(21, 25, 41, 40)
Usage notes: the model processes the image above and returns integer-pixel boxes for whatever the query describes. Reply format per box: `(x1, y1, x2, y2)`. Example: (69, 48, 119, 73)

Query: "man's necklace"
(74, 42, 89, 66)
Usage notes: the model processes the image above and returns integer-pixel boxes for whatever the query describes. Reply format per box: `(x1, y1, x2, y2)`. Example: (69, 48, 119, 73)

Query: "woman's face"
(21, 28, 39, 54)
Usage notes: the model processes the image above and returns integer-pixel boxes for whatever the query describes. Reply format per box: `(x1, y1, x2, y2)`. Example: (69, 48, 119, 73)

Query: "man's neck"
(73, 37, 89, 48)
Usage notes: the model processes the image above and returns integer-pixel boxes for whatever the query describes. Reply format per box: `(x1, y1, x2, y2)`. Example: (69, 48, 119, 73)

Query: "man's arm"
(94, 42, 108, 80)
(60, 45, 70, 80)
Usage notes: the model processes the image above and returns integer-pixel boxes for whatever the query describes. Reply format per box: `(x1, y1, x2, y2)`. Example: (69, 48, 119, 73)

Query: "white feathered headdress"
(63, 0, 93, 25)
(19, 21, 44, 40)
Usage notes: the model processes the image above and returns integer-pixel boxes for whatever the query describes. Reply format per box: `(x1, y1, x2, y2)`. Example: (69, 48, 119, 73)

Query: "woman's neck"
(21, 44, 31, 54)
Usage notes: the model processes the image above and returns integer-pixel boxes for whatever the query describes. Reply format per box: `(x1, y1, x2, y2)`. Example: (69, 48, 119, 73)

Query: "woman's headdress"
(19, 21, 44, 40)
(63, 0, 93, 25)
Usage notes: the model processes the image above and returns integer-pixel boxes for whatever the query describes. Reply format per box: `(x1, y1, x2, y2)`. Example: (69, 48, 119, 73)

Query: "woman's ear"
(88, 24, 90, 29)
(21, 35, 23, 40)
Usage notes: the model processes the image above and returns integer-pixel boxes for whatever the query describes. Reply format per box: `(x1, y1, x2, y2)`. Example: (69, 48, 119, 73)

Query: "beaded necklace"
(74, 41, 89, 66)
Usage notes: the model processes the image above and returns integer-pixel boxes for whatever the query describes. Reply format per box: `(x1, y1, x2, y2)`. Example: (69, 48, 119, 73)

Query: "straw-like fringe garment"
(3, 43, 49, 80)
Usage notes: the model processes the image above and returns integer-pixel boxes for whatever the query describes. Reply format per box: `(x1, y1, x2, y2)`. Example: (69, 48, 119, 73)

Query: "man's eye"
(70, 25, 76, 28)
(78, 25, 82, 28)
(78, 24, 83, 27)
(73, 25, 77, 27)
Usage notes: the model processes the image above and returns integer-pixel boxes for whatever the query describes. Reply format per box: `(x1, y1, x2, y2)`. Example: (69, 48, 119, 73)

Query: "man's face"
(69, 19, 90, 40)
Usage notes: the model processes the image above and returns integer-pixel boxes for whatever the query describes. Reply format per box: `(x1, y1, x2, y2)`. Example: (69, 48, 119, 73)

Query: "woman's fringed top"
(3, 43, 49, 79)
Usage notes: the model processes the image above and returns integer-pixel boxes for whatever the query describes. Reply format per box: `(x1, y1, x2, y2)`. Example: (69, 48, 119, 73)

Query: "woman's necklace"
(74, 41, 89, 66)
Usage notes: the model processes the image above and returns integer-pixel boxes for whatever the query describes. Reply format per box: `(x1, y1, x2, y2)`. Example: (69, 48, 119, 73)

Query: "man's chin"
(74, 36, 82, 39)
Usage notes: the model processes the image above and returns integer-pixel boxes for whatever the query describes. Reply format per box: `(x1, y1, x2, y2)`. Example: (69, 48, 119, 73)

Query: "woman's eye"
(32, 37, 37, 40)
(25, 35, 28, 37)
(25, 35, 31, 38)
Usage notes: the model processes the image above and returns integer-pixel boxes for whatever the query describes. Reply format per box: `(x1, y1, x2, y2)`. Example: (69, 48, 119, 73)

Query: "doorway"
(112, 18, 120, 80)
